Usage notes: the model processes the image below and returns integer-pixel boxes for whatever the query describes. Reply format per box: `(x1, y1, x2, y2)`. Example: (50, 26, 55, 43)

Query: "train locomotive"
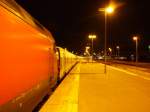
(0, 0, 78, 111)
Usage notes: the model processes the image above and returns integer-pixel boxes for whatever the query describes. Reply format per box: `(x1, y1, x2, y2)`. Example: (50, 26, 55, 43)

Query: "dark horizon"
(16, 0, 150, 60)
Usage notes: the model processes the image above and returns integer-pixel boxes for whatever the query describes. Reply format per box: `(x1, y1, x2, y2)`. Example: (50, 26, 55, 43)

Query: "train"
(0, 0, 78, 111)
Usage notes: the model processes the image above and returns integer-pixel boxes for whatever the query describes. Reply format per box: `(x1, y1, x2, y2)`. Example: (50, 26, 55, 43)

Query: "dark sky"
(16, 0, 150, 57)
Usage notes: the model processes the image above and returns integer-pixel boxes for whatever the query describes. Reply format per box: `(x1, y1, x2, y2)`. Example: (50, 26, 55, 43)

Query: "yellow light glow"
(106, 6, 114, 13)
(88, 35, 96, 39)
(109, 48, 112, 52)
(92, 35, 96, 39)
(133, 36, 138, 41)
(86, 46, 90, 49)
(88, 35, 92, 39)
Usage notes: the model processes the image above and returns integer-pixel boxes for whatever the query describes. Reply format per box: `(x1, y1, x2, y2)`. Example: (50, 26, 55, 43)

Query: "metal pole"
(92, 38, 93, 61)
(136, 39, 138, 63)
(92, 39, 93, 56)
(92, 38, 93, 58)
(104, 11, 107, 73)
(118, 48, 120, 57)
(117, 49, 118, 56)
(117, 47, 120, 57)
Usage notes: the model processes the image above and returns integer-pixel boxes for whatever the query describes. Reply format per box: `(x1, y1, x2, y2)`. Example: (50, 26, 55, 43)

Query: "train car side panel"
(0, 1, 57, 111)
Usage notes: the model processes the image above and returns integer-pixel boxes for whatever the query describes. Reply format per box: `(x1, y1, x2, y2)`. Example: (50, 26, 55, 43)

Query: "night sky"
(16, 0, 150, 59)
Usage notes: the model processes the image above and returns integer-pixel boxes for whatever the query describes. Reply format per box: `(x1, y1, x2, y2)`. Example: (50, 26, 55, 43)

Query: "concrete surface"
(40, 62, 150, 112)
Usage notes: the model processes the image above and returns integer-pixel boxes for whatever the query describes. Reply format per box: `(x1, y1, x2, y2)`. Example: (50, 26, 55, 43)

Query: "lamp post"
(88, 35, 96, 61)
(133, 36, 138, 63)
(116, 46, 120, 57)
(99, 6, 114, 73)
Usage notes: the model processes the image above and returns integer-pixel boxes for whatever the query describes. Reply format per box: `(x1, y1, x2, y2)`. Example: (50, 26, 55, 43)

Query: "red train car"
(0, 0, 58, 111)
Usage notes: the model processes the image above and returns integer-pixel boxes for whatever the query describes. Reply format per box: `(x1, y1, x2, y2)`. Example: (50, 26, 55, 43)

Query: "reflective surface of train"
(0, 0, 78, 111)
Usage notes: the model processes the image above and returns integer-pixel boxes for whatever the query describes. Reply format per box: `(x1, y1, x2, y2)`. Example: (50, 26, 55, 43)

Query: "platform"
(40, 62, 150, 112)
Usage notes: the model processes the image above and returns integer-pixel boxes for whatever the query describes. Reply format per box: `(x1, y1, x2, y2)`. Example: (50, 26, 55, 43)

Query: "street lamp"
(133, 36, 138, 63)
(106, 7, 114, 13)
(99, 6, 114, 73)
(88, 35, 96, 60)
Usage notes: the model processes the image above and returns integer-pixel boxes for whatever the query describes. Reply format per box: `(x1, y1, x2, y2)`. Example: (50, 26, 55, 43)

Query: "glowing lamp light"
(88, 35, 97, 39)
(116, 46, 120, 49)
(106, 6, 114, 13)
(133, 36, 138, 41)
(108, 48, 112, 52)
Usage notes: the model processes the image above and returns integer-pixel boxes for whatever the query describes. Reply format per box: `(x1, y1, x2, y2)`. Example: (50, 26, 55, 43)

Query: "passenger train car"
(0, 0, 78, 111)
(56, 47, 77, 81)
